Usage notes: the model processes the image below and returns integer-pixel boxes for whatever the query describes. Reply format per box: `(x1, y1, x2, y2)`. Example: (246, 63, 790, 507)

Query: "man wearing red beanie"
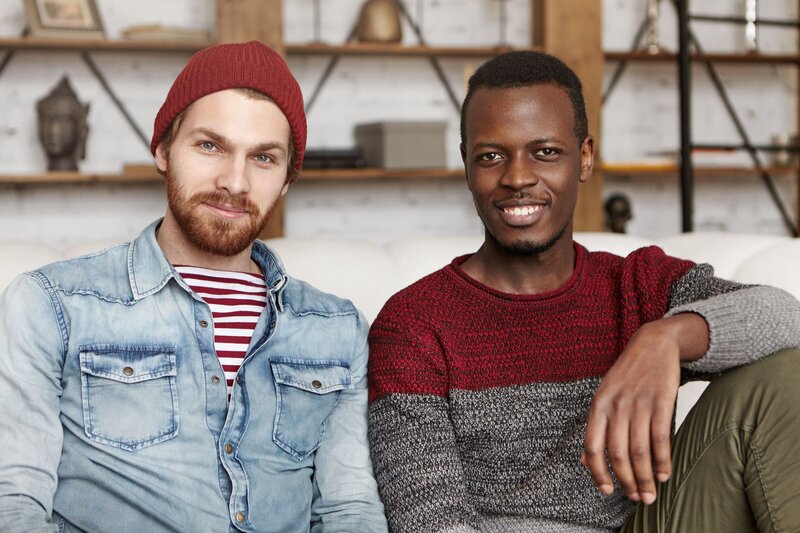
(0, 41, 388, 532)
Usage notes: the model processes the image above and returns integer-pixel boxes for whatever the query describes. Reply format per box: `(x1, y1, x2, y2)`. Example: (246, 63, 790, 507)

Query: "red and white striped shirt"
(175, 265, 267, 398)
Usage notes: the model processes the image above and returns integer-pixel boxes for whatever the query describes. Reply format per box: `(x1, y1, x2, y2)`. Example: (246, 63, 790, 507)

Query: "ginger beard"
(164, 165, 278, 257)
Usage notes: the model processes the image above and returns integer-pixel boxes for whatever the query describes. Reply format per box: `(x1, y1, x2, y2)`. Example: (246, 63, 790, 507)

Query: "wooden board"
(532, 0, 605, 231)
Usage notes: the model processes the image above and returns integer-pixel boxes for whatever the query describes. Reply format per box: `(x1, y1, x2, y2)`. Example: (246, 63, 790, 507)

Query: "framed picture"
(24, 0, 105, 39)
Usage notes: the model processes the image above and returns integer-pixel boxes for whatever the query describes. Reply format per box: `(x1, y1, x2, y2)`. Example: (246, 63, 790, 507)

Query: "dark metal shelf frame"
(604, 0, 800, 236)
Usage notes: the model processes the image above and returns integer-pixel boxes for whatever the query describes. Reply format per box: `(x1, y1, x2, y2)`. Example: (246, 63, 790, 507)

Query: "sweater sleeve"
(665, 263, 800, 374)
(368, 300, 481, 533)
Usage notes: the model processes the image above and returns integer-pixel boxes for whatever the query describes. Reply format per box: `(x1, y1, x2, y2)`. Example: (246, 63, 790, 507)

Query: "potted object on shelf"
(357, 0, 402, 43)
(744, 0, 758, 52)
(36, 76, 90, 172)
(355, 121, 446, 169)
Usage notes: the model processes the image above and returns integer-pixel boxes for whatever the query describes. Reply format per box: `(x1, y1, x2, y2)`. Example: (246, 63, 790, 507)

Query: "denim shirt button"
(199, 319, 209, 328)
(224, 443, 234, 454)
(312, 380, 322, 389)
(269, 321, 276, 330)
(122, 366, 134, 376)
(211, 375, 221, 384)
(235, 512, 246, 523)
(236, 375, 243, 385)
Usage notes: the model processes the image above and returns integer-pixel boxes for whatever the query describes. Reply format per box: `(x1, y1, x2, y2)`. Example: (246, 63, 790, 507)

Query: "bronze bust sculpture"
(36, 76, 90, 171)
(604, 193, 633, 234)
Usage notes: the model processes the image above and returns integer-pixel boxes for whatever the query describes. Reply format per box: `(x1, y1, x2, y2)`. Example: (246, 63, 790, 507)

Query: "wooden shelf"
(5, 165, 798, 185)
(285, 42, 516, 58)
(603, 163, 800, 177)
(0, 36, 213, 53)
(300, 167, 464, 180)
(604, 50, 800, 65)
(0, 167, 465, 185)
(0, 170, 162, 185)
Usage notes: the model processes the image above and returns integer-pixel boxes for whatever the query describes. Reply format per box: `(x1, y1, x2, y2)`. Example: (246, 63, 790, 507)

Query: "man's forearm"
(0, 274, 65, 533)
(667, 263, 800, 374)
(667, 285, 800, 374)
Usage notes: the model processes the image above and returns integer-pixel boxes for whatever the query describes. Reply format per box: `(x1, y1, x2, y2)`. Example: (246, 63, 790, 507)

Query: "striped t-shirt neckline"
(174, 265, 268, 398)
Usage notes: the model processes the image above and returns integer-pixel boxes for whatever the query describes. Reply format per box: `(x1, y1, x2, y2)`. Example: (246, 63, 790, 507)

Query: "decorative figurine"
(604, 193, 633, 234)
(644, 0, 660, 54)
(357, 0, 402, 43)
(745, 0, 758, 53)
(36, 76, 89, 171)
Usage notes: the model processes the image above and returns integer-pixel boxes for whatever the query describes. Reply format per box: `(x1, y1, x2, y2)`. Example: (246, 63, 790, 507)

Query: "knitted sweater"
(367, 244, 800, 533)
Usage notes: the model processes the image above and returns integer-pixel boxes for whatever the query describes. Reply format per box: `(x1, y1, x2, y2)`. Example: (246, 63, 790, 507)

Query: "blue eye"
(200, 141, 215, 151)
(255, 154, 272, 163)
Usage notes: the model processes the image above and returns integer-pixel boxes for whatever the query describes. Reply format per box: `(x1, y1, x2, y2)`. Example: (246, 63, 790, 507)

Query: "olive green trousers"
(622, 349, 800, 533)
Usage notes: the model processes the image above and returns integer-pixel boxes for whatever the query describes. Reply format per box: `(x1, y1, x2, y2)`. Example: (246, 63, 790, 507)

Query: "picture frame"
(24, 0, 105, 40)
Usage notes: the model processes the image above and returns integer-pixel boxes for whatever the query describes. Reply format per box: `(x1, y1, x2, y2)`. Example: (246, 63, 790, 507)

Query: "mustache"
(191, 191, 258, 213)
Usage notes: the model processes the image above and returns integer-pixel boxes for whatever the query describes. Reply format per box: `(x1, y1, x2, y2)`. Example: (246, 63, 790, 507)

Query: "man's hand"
(581, 313, 709, 505)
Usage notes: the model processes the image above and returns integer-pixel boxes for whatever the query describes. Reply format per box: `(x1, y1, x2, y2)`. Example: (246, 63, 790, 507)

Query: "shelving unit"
(0, 0, 606, 237)
(602, 1, 800, 236)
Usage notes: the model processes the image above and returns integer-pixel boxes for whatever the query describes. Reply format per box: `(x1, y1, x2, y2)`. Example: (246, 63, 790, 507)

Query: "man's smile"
(495, 199, 548, 227)
(201, 201, 249, 219)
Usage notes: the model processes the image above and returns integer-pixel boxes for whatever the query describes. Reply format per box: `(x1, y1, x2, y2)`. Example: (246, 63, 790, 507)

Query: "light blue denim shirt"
(0, 220, 388, 533)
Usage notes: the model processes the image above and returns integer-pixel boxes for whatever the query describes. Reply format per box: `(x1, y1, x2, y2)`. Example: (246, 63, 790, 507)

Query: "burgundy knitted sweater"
(367, 243, 799, 533)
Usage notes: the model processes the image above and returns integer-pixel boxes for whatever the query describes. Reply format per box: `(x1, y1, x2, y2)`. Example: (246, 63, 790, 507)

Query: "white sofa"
(2, 230, 800, 426)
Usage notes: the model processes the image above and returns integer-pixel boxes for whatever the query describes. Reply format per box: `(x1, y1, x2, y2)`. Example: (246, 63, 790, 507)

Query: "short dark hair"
(460, 51, 588, 146)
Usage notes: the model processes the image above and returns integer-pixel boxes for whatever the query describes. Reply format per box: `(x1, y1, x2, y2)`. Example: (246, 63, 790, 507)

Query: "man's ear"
(280, 181, 290, 198)
(154, 142, 168, 174)
(579, 135, 595, 183)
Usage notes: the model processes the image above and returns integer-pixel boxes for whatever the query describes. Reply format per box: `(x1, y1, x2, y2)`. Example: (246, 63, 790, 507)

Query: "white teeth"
(504, 205, 541, 216)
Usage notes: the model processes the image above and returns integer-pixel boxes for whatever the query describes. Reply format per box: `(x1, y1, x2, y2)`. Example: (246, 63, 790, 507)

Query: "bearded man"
(0, 41, 387, 533)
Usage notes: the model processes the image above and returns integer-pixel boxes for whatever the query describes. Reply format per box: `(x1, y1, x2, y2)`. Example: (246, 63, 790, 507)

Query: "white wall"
(0, 0, 796, 249)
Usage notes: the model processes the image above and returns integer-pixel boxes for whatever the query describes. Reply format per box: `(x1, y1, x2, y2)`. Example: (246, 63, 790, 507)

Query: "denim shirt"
(0, 220, 388, 533)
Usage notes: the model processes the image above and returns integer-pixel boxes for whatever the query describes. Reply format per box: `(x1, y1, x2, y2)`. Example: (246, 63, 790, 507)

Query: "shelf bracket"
(674, 0, 798, 236)
(396, 0, 461, 112)
(304, 0, 462, 115)
(80, 51, 149, 149)
(0, 27, 28, 81)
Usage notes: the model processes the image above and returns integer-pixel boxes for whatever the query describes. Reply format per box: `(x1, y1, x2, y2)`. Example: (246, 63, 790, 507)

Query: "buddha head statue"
(36, 76, 90, 171)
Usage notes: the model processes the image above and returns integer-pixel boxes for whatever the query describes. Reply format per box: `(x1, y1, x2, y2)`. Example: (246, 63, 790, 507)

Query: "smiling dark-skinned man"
(366, 51, 800, 533)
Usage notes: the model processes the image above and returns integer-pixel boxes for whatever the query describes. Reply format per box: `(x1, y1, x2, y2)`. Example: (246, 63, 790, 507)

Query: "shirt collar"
(127, 219, 289, 304)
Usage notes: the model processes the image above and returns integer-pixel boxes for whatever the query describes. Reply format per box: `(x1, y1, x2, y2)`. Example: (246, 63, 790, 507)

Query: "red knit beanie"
(151, 40, 306, 177)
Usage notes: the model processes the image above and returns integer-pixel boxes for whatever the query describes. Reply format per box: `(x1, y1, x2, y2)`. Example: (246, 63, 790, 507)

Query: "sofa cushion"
(384, 234, 484, 289)
(656, 232, 789, 280)
(264, 237, 402, 323)
(732, 239, 800, 300)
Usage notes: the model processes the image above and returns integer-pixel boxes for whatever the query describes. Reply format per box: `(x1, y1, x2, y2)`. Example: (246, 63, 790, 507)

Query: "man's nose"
(500, 154, 539, 190)
(216, 156, 250, 196)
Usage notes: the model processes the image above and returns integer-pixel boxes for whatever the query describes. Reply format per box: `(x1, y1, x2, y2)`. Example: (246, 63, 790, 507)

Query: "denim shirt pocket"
(270, 358, 353, 461)
(79, 344, 179, 451)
